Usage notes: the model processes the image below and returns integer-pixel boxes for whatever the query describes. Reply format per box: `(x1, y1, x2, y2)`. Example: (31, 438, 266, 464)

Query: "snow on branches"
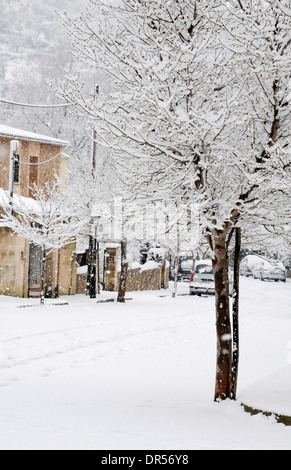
(57, 0, 291, 236)
(0, 181, 85, 252)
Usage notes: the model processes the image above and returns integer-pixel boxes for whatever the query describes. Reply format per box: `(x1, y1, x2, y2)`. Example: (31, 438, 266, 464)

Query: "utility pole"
(91, 83, 99, 176)
(87, 83, 100, 298)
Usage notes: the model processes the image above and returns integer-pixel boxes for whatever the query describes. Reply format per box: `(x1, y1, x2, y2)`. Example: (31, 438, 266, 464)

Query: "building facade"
(0, 125, 76, 298)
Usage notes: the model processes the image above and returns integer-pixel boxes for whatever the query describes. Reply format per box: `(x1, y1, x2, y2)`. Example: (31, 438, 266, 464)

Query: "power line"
(0, 98, 72, 109)
(18, 145, 71, 166)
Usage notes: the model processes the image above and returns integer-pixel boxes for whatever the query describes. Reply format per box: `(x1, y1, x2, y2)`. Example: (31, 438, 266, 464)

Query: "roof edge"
(0, 125, 70, 147)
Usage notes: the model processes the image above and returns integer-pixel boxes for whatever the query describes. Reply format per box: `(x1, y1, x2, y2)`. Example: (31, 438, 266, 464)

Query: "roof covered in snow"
(0, 187, 41, 215)
(0, 124, 70, 147)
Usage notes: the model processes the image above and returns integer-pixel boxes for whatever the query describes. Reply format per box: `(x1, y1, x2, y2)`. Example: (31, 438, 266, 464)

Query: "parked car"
(253, 259, 286, 282)
(240, 255, 264, 277)
(190, 260, 215, 296)
(190, 260, 234, 296)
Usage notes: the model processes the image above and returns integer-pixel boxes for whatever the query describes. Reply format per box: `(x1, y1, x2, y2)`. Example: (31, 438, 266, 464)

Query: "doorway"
(28, 243, 43, 297)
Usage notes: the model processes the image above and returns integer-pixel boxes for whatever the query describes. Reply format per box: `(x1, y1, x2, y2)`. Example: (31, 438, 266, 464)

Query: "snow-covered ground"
(0, 277, 290, 450)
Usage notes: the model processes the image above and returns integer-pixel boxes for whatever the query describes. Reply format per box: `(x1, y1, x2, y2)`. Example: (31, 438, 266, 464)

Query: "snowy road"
(0, 277, 290, 450)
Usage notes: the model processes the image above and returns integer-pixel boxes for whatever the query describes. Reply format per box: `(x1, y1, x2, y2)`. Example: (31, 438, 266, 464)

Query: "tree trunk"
(117, 240, 128, 303)
(172, 224, 180, 298)
(161, 253, 168, 289)
(172, 253, 179, 298)
(230, 227, 241, 400)
(40, 247, 47, 306)
(96, 241, 100, 295)
(90, 236, 97, 299)
(87, 235, 94, 296)
(212, 229, 232, 401)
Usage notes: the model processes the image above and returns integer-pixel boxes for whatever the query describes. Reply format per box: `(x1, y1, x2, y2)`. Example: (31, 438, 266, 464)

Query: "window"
(13, 154, 20, 183)
(195, 264, 214, 274)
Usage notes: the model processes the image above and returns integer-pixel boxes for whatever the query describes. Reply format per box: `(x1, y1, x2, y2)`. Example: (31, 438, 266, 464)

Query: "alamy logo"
(92, 198, 201, 250)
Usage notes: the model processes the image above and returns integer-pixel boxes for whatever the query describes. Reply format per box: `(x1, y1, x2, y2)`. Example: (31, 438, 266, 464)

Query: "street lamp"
(89, 210, 101, 298)
(87, 83, 100, 298)
(8, 140, 20, 200)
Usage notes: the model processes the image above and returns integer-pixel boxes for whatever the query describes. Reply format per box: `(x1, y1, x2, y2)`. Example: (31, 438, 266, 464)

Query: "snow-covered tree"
(0, 180, 87, 304)
(58, 0, 291, 400)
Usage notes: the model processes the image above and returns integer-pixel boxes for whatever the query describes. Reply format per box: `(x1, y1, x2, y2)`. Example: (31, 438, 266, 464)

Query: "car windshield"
(195, 264, 213, 274)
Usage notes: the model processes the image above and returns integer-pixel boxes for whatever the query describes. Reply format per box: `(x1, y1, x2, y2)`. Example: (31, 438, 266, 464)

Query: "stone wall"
(104, 247, 119, 292)
(57, 242, 77, 296)
(104, 246, 169, 293)
(76, 271, 87, 295)
(0, 227, 28, 297)
(123, 265, 168, 292)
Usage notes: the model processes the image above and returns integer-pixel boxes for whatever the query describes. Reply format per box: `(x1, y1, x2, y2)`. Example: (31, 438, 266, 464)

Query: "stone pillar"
(104, 247, 119, 292)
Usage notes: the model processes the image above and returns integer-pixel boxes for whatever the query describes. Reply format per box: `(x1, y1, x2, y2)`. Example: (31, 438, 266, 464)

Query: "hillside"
(0, 0, 89, 143)
(0, 0, 84, 84)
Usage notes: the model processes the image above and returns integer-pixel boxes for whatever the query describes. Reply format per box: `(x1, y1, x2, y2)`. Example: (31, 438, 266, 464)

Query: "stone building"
(0, 125, 76, 298)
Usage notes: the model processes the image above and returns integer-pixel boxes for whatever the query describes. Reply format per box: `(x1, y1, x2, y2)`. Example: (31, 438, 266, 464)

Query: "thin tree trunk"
(212, 229, 232, 401)
(172, 222, 180, 298)
(40, 247, 47, 306)
(96, 241, 100, 295)
(90, 236, 97, 299)
(161, 253, 168, 289)
(87, 235, 94, 296)
(230, 227, 241, 400)
(172, 253, 179, 298)
(117, 240, 128, 303)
